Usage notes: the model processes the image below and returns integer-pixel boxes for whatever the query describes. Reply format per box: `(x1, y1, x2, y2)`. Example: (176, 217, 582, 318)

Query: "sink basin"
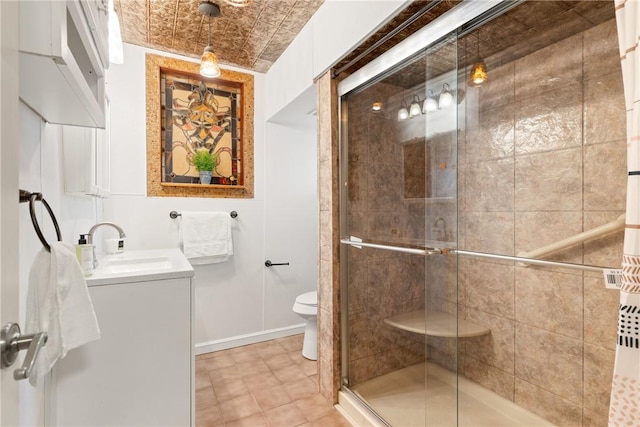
(87, 248, 194, 286)
(100, 257, 173, 274)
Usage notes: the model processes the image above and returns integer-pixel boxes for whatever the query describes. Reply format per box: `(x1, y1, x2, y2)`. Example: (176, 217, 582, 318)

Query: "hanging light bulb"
(468, 30, 488, 87)
(397, 101, 409, 121)
(200, 46, 221, 78)
(199, 1, 222, 78)
(438, 83, 454, 109)
(409, 95, 422, 118)
(422, 89, 438, 113)
(469, 60, 488, 86)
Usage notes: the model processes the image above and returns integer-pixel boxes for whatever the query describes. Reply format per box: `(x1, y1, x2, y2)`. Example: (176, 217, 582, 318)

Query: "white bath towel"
(181, 211, 233, 265)
(25, 242, 101, 386)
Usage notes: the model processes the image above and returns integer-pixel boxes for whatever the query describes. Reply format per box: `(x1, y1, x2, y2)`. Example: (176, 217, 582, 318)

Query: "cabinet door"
(62, 125, 99, 196)
(79, 0, 110, 69)
(62, 125, 110, 197)
(53, 278, 193, 426)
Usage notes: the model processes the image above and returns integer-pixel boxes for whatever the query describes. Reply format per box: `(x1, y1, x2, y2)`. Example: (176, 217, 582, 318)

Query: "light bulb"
(397, 106, 409, 121)
(469, 60, 488, 86)
(438, 83, 453, 109)
(422, 90, 438, 113)
(409, 96, 422, 118)
(200, 46, 221, 78)
(372, 102, 383, 112)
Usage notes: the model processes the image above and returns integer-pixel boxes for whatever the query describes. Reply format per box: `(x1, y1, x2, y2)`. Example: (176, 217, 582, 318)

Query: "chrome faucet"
(87, 222, 126, 267)
(87, 222, 126, 244)
(432, 217, 447, 241)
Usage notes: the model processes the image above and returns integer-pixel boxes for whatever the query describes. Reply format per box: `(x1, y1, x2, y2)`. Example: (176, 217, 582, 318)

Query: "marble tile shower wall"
(439, 18, 625, 426)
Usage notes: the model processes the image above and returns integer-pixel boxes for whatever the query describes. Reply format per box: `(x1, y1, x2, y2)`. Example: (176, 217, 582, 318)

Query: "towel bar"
(170, 210, 238, 219)
(19, 189, 62, 252)
(265, 260, 290, 267)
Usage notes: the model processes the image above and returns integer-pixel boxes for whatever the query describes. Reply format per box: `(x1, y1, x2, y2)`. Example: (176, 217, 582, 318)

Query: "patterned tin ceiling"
(114, 0, 615, 78)
(114, 0, 324, 73)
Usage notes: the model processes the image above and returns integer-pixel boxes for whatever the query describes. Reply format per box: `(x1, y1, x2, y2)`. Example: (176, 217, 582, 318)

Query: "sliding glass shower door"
(339, 1, 624, 426)
(339, 32, 460, 426)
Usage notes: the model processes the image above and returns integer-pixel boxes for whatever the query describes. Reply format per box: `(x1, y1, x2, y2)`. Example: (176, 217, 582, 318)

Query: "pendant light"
(199, 1, 222, 78)
(468, 30, 488, 87)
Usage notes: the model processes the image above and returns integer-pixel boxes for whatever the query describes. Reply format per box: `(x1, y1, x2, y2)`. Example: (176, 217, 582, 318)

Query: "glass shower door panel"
(342, 49, 432, 426)
(341, 31, 462, 426)
(422, 34, 459, 427)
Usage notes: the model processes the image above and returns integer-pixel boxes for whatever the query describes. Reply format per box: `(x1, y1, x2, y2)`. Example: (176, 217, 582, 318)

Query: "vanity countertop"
(86, 248, 194, 286)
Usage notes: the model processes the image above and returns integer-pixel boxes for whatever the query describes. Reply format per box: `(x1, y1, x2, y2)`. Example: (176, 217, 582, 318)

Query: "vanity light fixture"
(422, 89, 438, 113)
(409, 95, 422, 118)
(199, 1, 222, 78)
(438, 83, 454, 109)
(468, 30, 488, 87)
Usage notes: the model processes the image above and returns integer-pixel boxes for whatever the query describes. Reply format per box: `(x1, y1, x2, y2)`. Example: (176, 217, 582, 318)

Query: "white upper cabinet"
(19, 1, 108, 128)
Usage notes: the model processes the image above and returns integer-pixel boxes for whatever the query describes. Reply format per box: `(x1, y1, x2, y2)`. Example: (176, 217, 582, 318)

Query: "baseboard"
(195, 324, 305, 355)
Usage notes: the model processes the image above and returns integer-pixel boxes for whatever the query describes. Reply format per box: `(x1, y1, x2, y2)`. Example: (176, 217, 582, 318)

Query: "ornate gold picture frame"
(146, 53, 254, 198)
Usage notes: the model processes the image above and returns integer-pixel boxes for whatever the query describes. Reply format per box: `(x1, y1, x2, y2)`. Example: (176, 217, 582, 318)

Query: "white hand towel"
(25, 242, 101, 386)
(180, 211, 233, 265)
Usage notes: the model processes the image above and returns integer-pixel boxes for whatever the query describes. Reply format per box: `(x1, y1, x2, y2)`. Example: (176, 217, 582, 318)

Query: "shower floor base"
(347, 362, 555, 427)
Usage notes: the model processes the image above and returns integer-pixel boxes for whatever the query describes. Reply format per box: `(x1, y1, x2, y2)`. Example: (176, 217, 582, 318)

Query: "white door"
(263, 87, 319, 330)
(1, 1, 24, 425)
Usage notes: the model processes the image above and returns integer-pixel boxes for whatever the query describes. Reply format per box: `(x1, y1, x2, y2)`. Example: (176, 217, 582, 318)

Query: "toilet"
(292, 291, 318, 360)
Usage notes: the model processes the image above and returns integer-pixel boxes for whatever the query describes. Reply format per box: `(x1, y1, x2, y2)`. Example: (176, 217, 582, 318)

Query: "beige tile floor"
(196, 334, 351, 427)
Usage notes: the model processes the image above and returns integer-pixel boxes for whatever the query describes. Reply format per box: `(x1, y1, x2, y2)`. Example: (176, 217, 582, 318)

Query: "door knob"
(1, 323, 48, 381)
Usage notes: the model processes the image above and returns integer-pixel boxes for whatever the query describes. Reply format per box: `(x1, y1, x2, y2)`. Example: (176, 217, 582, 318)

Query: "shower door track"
(340, 239, 610, 273)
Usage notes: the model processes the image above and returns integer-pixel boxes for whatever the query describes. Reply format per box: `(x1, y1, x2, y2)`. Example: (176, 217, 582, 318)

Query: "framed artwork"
(146, 53, 254, 198)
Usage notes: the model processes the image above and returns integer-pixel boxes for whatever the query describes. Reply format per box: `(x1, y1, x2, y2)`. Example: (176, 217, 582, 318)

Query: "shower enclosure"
(339, 1, 624, 426)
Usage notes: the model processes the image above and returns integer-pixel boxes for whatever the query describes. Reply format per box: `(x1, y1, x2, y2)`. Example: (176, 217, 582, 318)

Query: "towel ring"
(19, 190, 62, 252)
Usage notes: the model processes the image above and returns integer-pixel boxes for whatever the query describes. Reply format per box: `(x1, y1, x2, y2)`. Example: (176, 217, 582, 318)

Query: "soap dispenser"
(75, 234, 94, 277)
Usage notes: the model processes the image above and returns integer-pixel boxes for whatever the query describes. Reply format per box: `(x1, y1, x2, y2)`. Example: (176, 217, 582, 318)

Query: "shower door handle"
(265, 260, 290, 267)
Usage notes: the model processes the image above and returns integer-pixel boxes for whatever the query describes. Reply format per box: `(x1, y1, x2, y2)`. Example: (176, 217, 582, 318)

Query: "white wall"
(266, 0, 408, 120)
(263, 120, 318, 330)
(105, 43, 318, 353)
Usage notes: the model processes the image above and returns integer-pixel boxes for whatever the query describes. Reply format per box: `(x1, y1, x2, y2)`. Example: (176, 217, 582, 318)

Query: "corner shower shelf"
(384, 310, 491, 338)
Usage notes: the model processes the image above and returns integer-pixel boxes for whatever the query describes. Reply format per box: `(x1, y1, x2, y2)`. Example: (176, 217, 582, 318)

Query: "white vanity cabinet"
(51, 249, 195, 426)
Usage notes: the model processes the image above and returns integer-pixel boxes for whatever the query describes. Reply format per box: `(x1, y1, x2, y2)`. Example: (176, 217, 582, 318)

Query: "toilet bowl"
(292, 291, 318, 360)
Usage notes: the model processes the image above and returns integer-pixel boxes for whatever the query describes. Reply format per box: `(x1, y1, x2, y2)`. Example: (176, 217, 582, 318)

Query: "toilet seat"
(292, 303, 316, 316)
(295, 291, 317, 307)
